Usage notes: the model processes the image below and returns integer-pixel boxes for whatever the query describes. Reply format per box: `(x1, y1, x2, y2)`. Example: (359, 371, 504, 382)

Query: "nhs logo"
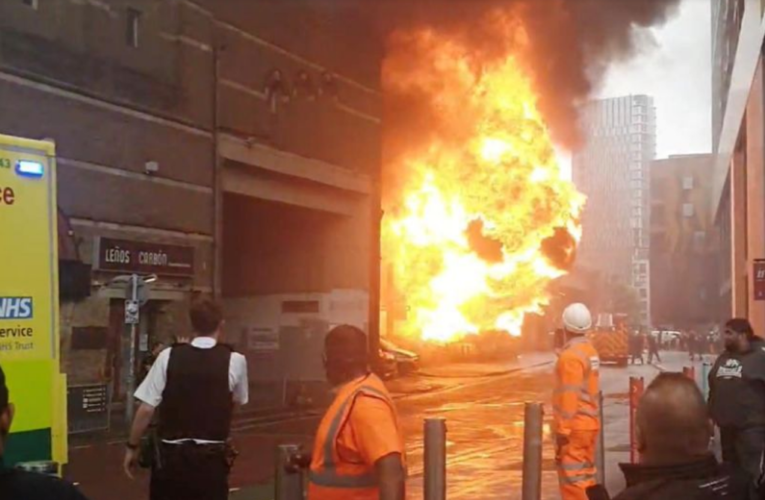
(0, 298, 33, 319)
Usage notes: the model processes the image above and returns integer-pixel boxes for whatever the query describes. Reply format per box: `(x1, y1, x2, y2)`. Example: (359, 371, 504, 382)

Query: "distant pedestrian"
(647, 332, 661, 364)
(630, 331, 644, 365)
(612, 373, 753, 500)
(708, 318, 765, 483)
(124, 300, 249, 500)
(688, 330, 698, 361)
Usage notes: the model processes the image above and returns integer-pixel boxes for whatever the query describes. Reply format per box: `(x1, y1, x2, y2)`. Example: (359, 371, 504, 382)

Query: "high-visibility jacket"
(308, 373, 405, 500)
(553, 336, 600, 436)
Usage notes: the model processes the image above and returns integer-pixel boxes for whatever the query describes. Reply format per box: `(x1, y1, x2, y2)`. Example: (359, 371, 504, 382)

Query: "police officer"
(708, 318, 765, 482)
(554, 303, 601, 500)
(123, 300, 249, 500)
(298, 324, 406, 500)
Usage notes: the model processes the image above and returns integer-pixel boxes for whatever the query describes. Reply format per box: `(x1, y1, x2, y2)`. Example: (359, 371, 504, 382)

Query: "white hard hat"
(562, 303, 592, 334)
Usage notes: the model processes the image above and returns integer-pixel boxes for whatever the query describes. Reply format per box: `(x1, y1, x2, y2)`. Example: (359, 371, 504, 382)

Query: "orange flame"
(382, 25, 585, 343)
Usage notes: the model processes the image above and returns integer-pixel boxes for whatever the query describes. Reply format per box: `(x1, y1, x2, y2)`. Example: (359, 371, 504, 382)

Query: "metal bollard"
(522, 402, 544, 500)
(275, 444, 305, 500)
(629, 377, 645, 464)
(701, 362, 711, 398)
(596, 391, 606, 484)
(424, 418, 447, 500)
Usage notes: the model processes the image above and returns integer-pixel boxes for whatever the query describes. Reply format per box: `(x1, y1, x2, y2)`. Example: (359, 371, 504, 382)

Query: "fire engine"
(588, 313, 629, 367)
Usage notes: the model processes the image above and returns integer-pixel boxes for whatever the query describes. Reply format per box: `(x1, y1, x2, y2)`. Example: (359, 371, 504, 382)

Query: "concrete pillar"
(732, 145, 748, 317)
(747, 58, 765, 331)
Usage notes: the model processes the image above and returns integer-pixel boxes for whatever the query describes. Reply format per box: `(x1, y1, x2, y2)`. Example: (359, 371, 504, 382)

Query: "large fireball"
(382, 24, 585, 343)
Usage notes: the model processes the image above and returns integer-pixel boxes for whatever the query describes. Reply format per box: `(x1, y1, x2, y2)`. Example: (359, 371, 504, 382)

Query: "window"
(21, 0, 38, 8)
(127, 8, 141, 48)
(683, 203, 695, 217)
(683, 176, 694, 190)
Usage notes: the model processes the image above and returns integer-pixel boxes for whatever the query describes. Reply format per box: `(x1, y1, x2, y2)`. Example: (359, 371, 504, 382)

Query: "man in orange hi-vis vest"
(554, 303, 601, 500)
(298, 324, 406, 500)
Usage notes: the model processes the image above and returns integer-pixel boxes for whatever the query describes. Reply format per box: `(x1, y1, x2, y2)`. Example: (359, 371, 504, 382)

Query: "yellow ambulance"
(0, 133, 67, 472)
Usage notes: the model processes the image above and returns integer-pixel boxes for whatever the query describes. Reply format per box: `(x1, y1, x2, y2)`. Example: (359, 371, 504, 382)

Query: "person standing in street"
(629, 331, 644, 365)
(299, 324, 406, 500)
(688, 330, 699, 362)
(553, 303, 600, 500)
(647, 331, 661, 364)
(708, 318, 765, 483)
(123, 300, 249, 500)
(0, 363, 91, 499)
(612, 373, 752, 500)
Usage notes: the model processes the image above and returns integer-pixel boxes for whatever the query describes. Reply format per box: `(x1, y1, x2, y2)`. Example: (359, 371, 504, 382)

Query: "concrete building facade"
(650, 154, 719, 329)
(573, 95, 657, 326)
(0, 0, 382, 410)
(711, 0, 765, 332)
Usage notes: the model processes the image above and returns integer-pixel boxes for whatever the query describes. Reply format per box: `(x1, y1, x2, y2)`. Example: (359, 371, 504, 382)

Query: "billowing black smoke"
(378, 0, 681, 148)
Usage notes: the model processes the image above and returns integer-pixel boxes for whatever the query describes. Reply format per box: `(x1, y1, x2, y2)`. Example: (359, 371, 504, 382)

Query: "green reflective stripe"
(358, 386, 390, 401)
(569, 347, 591, 367)
(577, 408, 598, 417)
(554, 384, 582, 394)
(553, 405, 576, 419)
(554, 405, 598, 419)
(309, 470, 377, 488)
(313, 382, 392, 488)
(321, 393, 356, 469)
(559, 472, 597, 485)
(557, 462, 596, 471)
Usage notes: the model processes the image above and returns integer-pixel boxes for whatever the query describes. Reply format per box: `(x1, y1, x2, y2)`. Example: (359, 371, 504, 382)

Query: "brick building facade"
(0, 0, 382, 406)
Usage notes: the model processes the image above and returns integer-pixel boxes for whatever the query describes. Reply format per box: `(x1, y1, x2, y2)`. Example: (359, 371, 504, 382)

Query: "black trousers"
(150, 443, 230, 500)
(720, 426, 765, 482)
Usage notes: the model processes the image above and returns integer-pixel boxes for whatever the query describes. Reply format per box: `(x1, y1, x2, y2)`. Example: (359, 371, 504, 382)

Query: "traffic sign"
(125, 300, 140, 325)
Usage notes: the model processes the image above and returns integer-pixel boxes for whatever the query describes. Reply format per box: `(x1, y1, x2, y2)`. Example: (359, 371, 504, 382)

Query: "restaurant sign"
(95, 237, 194, 277)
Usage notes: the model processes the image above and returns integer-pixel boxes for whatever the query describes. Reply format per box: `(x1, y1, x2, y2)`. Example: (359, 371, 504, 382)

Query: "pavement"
(65, 349, 703, 500)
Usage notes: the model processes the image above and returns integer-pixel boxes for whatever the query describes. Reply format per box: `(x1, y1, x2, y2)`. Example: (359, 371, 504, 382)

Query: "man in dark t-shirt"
(0, 363, 89, 500)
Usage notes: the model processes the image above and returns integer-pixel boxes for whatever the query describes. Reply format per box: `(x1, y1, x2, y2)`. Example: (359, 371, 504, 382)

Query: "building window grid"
(127, 8, 141, 48)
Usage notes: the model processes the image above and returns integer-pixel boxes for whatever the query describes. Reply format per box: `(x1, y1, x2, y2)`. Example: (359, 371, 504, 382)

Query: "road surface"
(67, 351, 700, 500)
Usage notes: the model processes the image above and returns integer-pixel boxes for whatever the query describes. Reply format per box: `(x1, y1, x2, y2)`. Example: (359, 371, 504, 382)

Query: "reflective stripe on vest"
(308, 384, 391, 489)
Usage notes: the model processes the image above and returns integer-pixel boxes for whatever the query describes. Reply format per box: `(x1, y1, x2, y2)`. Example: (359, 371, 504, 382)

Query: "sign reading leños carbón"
(95, 237, 195, 277)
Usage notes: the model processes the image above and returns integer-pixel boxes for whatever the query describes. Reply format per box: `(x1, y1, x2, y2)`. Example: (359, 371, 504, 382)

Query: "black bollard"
(522, 402, 544, 500)
(424, 417, 447, 500)
(275, 444, 305, 500)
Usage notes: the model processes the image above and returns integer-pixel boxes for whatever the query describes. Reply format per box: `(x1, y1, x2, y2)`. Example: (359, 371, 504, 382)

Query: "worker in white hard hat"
(553, 303, 601, 500)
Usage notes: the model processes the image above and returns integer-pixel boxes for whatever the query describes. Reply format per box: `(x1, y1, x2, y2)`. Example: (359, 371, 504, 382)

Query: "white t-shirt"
(134, 336, 249, 408)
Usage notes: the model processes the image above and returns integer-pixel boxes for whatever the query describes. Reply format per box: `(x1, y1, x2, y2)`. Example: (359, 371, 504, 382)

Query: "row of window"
(18, 0, 143, 49)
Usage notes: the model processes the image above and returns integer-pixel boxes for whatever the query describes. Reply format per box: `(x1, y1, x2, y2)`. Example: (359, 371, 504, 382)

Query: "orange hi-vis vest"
(553, 336, 601, 435)
(308, 373, 405, 500)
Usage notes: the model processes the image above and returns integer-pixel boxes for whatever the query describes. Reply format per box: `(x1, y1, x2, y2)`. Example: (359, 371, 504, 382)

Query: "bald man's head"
(636, 373, 712, 465)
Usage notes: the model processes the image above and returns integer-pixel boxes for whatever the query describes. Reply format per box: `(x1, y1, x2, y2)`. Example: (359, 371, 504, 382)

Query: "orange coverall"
(553, 335, 601, 500)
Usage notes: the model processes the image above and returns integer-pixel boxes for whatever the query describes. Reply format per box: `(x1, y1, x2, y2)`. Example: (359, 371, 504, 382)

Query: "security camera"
(145, 161, 159, 175)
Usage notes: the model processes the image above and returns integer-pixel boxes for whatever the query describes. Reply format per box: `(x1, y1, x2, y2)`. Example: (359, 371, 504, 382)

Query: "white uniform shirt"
(135, 336, 249, 408)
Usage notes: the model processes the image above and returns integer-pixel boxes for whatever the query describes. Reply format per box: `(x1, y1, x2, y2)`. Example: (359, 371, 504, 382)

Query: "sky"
(598, 0, 712, 158)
